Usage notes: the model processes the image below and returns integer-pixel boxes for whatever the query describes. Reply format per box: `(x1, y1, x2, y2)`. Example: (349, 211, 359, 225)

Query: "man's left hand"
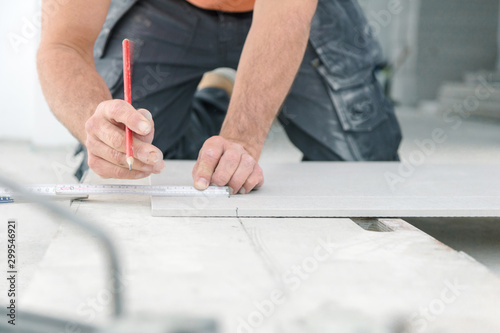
(192, 136, 264, 194)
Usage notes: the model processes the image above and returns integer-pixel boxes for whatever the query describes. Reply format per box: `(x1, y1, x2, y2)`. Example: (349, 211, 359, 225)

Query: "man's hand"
(85, 100, 165, 179)
(193, 0, 316, 193)
(192, 136, 264, 194)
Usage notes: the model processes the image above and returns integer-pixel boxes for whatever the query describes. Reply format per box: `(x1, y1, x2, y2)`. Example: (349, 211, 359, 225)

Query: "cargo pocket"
(315, 62, 388, 131)
(316, 61, 401, 161)
(308, 0, 401, 161)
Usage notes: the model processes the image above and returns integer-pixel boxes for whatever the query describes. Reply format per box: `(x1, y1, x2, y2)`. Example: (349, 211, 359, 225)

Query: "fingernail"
(134, 173, 148, 179)
(148, 151, 161, 163)
(195, 178, 209, 190)
(143, 111, 153, 121)
(139, 121, 151, 134)
(239, 188, 246, 195)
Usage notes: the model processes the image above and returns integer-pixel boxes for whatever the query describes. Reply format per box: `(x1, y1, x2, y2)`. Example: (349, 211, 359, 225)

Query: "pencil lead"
(126, 156, 134, 171)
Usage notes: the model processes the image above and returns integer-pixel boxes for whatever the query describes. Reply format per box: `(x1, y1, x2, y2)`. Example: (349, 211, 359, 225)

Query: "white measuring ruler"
(0, 184, 231, 200)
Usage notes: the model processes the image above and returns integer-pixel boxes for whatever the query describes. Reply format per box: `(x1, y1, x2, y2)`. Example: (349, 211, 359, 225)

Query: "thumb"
(135, 108, 155, 143)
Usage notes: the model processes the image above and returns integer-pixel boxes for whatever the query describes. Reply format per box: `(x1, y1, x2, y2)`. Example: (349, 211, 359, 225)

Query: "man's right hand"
(84, 100, 165, 179)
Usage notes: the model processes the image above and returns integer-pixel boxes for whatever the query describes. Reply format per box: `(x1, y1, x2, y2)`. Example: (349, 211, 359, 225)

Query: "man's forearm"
(37, 45, 111, 143)
(220, 0, 318, 160)
(37, 0, 165, 180)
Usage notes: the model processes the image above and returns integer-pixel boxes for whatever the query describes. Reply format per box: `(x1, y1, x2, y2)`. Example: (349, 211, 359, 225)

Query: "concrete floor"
(1, 106, 499, 277)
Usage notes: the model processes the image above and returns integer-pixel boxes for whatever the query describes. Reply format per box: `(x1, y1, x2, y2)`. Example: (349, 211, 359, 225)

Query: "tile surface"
(12, 170, 500, 332)
(18, 212, 500, 332)
(151, 161, 500, 217)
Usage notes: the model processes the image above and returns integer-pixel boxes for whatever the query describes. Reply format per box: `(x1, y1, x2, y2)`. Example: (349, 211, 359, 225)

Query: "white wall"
(0, 1, 76, 146)
(415, 0, 499, 101)
(359, 0, 421, 106)
(389, 0, 421, 106)
(498, 3, 500, 70)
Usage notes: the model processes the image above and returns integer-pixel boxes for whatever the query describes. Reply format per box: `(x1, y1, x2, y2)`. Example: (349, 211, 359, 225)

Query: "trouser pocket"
(309, 0, 402, 160)
(315, 61, 402, 161)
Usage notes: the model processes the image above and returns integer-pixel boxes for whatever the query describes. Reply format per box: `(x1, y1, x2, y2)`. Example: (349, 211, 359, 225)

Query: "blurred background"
(1, 0, 500, 146)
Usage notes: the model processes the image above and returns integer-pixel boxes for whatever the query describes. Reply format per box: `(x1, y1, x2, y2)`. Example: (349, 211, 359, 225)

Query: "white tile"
(151, 161, 500, 217)
(19, 215, 500, 332)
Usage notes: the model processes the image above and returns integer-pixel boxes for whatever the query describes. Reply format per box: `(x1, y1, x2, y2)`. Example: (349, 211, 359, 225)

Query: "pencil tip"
(126, 156, 134, 171)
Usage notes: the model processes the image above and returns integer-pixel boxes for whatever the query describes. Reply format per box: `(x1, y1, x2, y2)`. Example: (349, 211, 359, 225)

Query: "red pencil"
(122, 39, 134, 171)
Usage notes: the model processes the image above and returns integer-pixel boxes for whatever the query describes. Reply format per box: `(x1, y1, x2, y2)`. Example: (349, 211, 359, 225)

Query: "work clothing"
(77, 0, 402, 179)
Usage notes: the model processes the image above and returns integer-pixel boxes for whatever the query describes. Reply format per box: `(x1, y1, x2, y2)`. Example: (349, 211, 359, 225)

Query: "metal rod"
(0, 174, 124, 317)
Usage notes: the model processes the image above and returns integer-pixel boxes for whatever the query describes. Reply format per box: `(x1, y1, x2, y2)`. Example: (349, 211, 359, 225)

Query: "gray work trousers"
(77, 0, 402, 178)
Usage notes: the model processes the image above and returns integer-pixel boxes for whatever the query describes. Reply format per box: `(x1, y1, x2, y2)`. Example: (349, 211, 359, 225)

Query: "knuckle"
(85, 118, 95, 133)
(125, 112, 139, 128)
(110, 148, 124, 165)
(225, 150, 241, 163)
(133, 143, 146, 157)
(228, 179, 244, 192)
(247, 176, 260, 189)
(108, 132, 124, 150)
(115, 167, 130, 179)
(200, 137, 224, 159)
(232, 141, 244, 150)
(84, 137, 94, 151)
(106, 100, 124, 119)
(202, 147, 219, 160)
(212, 173, 230, 186)
(242, 154, 255, 168)
(87, 155, 104, 176)
(231, 176, 246, 187)
(255, 165, 264, 178)
(243, 167, 264, 192)
(255, 168, 265, 187)
(208, 135, 223, 145)
(94, 101, 106, 115)
(87, 155, 97, 170)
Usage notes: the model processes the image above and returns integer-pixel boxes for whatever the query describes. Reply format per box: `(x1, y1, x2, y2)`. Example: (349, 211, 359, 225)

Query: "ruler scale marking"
(0, 184, 230, 200)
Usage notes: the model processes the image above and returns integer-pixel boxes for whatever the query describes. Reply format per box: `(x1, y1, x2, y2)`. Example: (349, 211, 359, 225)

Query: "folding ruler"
(0, 184, 231, 202)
